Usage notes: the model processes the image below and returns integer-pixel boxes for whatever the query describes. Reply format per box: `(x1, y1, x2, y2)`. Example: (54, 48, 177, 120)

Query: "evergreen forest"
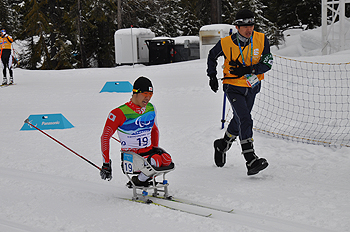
(0, 0, 338, 70)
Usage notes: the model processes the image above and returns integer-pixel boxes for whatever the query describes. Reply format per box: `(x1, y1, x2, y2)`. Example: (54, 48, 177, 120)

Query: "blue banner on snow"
(100, 81, 133, 93)
(20, 113, 74, 131)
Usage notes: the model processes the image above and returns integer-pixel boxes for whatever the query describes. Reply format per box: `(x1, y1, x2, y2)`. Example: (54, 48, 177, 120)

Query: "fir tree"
(121, 0, 158, 30)
(46, 0, 62, 69)
(221, 0, 236, 24)
(21, 0, 51, 69)
(295, 0, 321, 29)
(65, 0, 92, 68)
(52, 36, 76, 69)
(178, 0, 205, 36)
(88, 0, 118, 67)
(0, 0, 12, 33)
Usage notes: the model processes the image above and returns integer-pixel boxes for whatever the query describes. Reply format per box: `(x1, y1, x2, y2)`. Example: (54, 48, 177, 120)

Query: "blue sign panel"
(100, 81, 133, 93)
(21, 114, 74, 130)
(123, 153, 133, 162)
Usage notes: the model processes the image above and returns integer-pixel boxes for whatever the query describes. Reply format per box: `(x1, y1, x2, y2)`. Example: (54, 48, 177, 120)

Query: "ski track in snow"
(0, 168, 336, 232)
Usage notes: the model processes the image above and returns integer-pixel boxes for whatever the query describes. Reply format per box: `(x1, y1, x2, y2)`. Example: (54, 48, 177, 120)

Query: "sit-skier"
(99, 76, 173, 186)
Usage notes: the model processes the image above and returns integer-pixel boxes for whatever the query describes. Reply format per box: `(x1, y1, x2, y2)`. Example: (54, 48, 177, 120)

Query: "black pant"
(1, 49, 13, 78)
(223, 83, 261, 140)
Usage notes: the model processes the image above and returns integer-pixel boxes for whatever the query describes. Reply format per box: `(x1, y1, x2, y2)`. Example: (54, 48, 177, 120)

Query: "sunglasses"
(140, 92, 153, 97)
(133, 89, 153, 97)
(235, 18, 255, 25)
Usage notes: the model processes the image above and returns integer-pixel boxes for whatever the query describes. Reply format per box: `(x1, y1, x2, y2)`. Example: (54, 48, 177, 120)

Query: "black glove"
(229, 61, 251, 78)
(208, 74, 218, 93)
(100, 160, 112, 181)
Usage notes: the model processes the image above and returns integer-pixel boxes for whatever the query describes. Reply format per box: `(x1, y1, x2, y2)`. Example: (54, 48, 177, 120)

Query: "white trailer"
(114, 28, 155, 65)
(199, 24, 236, 59)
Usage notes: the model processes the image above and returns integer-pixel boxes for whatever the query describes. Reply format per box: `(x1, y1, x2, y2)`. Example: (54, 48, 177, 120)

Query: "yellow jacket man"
(207, 9, 273, 175)
(1, 29, 14, 85)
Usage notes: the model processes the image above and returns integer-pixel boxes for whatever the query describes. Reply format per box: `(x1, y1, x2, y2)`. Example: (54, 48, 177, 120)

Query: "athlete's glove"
(208, 74, 218, 93)
(100, 160, 112, 181)
(229, 60, 251, 78)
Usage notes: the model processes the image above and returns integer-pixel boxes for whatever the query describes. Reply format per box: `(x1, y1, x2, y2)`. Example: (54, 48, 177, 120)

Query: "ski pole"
(221, 93, 227, 129)
(112, 136, 120, 143)
(24, 118, 101, 170)
(12, 48, 19, 65)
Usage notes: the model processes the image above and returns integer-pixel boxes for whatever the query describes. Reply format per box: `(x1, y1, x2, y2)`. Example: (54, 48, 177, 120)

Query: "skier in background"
(100, 76, 173, 186)
(207, 9, 273, 175)
(0, 29, 14, 85)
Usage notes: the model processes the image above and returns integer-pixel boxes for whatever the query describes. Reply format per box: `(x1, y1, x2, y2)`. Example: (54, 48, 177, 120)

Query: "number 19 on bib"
(123, 153, 134, 173)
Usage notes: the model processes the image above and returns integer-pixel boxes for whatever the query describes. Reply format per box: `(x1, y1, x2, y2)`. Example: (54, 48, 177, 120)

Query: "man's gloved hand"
(209, 74, 219, 93)
(229, 61, 251, 78)
(100, 160, 112, 181)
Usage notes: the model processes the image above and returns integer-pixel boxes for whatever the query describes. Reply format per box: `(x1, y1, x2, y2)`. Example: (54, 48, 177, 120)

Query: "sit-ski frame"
(121, 151, 175, 201)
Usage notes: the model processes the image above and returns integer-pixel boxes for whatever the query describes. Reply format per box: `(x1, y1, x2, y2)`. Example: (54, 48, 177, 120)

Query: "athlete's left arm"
(151, 105, 159, 147)
(252, 35, 273, 75)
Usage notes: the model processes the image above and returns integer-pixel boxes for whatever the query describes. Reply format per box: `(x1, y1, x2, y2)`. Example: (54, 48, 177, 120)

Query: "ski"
(119, 196, 212, 218)
(1, 83, 16, 88)
(151, 195, 234, 213)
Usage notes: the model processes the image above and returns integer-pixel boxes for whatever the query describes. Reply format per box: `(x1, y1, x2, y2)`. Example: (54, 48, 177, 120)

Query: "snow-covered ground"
(1, 26, 350, 232)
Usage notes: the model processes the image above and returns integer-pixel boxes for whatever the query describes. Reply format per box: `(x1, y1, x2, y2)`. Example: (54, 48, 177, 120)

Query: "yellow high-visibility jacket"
(221, 31, 265, 87)
(0, 35, 13, 50)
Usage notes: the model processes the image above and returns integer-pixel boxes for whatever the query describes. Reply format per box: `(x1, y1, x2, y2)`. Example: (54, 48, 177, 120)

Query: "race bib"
(123, 153, 134, 173)
(245, 74, 260, 88)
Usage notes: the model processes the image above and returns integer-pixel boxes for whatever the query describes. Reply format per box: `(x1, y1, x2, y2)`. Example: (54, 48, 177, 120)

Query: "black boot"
(130, 176, 151, 187)
(241, 138, 268, 175)
(1, 78, 7, 86)
(246, 158, 268, 176)
(214, 131, 236, 167)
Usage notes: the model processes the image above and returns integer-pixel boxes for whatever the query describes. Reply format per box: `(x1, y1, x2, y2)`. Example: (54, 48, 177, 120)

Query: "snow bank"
(272, 20, 350, 58)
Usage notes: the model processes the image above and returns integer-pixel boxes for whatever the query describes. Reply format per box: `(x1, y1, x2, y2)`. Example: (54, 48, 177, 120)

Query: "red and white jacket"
(101, 100, 159, 163)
